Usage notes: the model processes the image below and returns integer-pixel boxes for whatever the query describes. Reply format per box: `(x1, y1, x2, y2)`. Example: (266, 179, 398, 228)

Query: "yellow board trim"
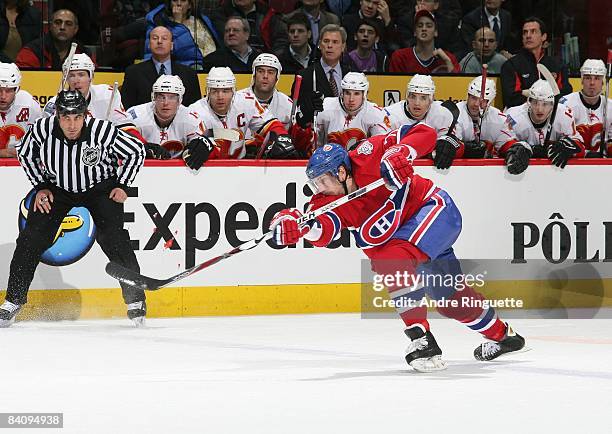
(2, 278, 612, 321)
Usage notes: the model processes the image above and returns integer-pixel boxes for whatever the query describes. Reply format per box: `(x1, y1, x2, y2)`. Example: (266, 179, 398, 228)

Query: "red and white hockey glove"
(380, 145, 414, 191)
(270, 208, 310, 246)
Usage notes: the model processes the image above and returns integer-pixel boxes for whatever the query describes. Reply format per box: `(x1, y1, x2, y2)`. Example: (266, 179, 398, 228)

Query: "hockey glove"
(548, 137, 581, 168)
(263, 134, 299, 159)
(531, 144, 547, 158)
(462, 141, 487, 158)
(380, 145, 414, 191)
(584, 150, 601, 158)
(182, 137, 215, 170)
(433, 135, 462, 169)
(269, 208, 310, 246)
(505, 143, 532, 175)
(145, 143, 171, 160)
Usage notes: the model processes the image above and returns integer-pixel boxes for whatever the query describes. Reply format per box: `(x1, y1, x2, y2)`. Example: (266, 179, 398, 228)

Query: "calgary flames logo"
(0, 124, 25, 149)
(327, 128, 366, 151)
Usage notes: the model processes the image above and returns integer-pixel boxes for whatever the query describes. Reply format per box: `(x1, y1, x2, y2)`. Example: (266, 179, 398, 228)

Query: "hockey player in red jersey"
(270, 124, 525, 372)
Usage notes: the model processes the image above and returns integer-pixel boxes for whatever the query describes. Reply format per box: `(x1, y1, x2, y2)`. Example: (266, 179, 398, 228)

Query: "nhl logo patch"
(82, 145, 101, 166)
(357, 141, 373, 155)
(323, 144, 333, 151)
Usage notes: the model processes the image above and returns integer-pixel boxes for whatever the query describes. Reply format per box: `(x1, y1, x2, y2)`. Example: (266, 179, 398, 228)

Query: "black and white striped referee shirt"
(17, 116, 145, 193)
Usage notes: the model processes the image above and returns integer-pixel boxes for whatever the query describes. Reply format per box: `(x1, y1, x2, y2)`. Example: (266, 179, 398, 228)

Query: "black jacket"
(202, 47, 261, 73)
(293, 59, 354, 124)
(460, 7, 518, 56)
(0, 2, 41, 54)
(500, 48, 572, 109)
(121, 59, 202, 109)
(277, 46, 315, 74)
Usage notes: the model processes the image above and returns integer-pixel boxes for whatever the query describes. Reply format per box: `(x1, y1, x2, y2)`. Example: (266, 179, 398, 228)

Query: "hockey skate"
(0, 300, 22, 328)
(474, 323, 525, 361)
(404, 326, 447, 372)
(127, 301, 146, 327)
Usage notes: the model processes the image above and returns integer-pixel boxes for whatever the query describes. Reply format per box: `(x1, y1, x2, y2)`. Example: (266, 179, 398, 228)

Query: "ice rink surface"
(1, 313, 611, 434)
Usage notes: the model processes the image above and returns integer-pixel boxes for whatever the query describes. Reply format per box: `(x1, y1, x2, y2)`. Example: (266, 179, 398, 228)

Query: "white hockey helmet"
(407, 74, 435, 99)
(341, 72, 369, 93)
(527, 79, 555, 103)
(63, 53, 95, 79)
(207, 67, 236, 91)
(151, 74, 185, 103)
(580, 59, 606, 77)
(0, 62, 21, 89)
(252, 53, 282, 76)
(467, 75, 497, 101)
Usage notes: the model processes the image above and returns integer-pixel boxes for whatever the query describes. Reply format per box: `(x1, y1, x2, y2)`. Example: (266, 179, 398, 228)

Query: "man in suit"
(284, 0, 340, 47)
(460, 0, 517, 57)
(121, 26, 201, 109)
(293, 24, 354, 129)
(202, 16, 261, 73)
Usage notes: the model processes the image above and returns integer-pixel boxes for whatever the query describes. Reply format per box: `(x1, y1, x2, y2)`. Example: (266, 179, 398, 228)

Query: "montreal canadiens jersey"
(0, 90, 43, 152)
(456, 101, 518, 155)
(44, 84, 132, 127)
(505, 102, 583, 149)
(307, 124, 439, 255)
(385, 100, 454, 137)
(188, 93, 280, 159)
(126, 103, 205, 158)
(236, 87, 293, 131)
(316, 98, 392, 150)
(559, 92, 612, 152)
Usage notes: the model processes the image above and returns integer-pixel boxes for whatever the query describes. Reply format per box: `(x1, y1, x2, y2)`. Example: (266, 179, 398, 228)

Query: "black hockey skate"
(404, 326, 447, 372)
(127, 301, 146, 327)
(0, 300, 22, 328)
(474, 323, 525, 361)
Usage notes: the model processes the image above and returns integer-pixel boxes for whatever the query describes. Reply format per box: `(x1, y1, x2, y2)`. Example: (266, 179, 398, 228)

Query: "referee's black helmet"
(56, 90, 87, 115)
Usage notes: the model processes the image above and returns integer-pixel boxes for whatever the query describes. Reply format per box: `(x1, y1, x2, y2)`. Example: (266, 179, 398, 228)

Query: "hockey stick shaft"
(105, 81, 119, 120)
(537, 63, 561, 144)
(476, 64, 488, 143)
(58, 43, 78, 93)
(601, 49, 612, 156)
(106, 177, 386, 290)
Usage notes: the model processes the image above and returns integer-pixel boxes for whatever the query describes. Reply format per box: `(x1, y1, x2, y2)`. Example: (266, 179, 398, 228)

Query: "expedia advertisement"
(1, 161, 612, 293)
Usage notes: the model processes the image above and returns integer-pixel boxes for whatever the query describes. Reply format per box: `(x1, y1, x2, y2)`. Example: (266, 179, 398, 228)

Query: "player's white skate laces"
(0, 301, 22, 328)
(405, 331, 448, 372)
(474, 323, 526, 361)
(127, 301, 146, 327)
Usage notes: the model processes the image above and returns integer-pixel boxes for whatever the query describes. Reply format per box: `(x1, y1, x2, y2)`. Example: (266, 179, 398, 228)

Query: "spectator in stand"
(342, 0, 401, 53)
(121, 26, 202, 109)
(325, 0, 358, 17)
(15, 9, 89, 70)
(459, 27, 507, 74)
(143, 0, 223, 69)
(202, 16, 261, 72)
(221, 0, 288, 57)
(460, 0, 517, 58)
(500, 16, 572, 109)
(278, 12, 315, 73)
(284, 0, 340, 48)
(0, 0, 41, 62)
(347, 18, 388, 72)
(396, 0, 462, 53)
(293, 24, 354, 130)
(389, 10, 459, 73)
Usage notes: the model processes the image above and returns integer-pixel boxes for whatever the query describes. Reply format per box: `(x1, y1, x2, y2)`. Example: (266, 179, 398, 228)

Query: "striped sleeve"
(112, 126, 145, 186)
(16, 118, 52, 190)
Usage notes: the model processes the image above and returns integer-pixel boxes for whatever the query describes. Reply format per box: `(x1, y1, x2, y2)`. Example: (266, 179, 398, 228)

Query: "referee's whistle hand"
(34, 189, 54, 214)
(109, 187, 127, 203)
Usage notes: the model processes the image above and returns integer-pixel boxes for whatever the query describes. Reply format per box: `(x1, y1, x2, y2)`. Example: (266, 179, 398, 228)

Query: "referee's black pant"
(6, 179, 144, 306)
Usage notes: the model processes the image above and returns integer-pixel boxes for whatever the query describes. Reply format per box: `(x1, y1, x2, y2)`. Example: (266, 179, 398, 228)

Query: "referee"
(0, 90, 147, 327)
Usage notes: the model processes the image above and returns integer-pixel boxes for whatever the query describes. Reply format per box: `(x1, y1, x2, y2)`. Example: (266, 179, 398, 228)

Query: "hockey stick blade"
(212, 128, 240, 141)
(105, 262, 167, 291)
(536, 63, 560, 95)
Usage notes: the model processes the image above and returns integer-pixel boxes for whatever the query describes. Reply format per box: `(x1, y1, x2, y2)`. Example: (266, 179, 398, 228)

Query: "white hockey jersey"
(385, 100, 454, 137)
(0, 90, 43, 153)
(559, 92, 612, 152)
(44, 84, 132, 127)
(236, 87, 293, 131)
(316, 97, 391, 149)
(126, 103, 205, 158)
(505, 103, 583, 152)
(188, 92, 281, 159)
(456, 101, 518, 155)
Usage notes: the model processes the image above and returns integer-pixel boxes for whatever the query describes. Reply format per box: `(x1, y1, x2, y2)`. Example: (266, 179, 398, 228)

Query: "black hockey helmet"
(56, 90, 87, 115)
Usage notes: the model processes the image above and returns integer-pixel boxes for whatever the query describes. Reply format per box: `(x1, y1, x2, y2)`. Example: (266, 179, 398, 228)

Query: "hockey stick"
(312, 68, 320, 152)
(600, 49, 612, 156)
(537, 63, 561, 145)
(290, 74, 303, 127)
(106, 177, 386, 290)
(58, 43, 78, 93)
(208, 128, 240, 142)
(105, 81, 119, 120)
(476, 64, 488, 143)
